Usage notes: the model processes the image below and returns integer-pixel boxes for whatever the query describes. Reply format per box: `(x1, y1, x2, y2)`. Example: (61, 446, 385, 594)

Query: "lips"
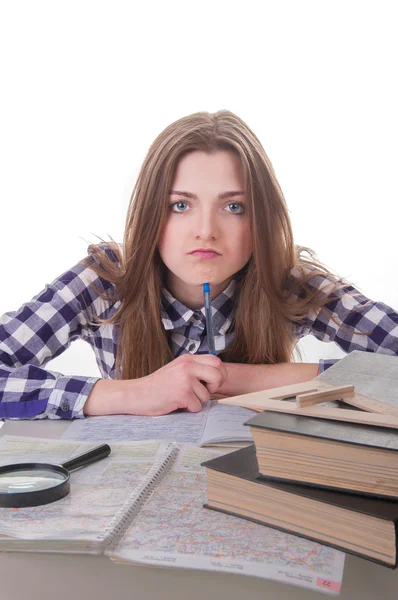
(190, 250, 220, 259)
(189, 249, 221, 255)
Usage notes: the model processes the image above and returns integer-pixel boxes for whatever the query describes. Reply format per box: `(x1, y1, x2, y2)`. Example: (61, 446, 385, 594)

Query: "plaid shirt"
(1, 246, 398, 420)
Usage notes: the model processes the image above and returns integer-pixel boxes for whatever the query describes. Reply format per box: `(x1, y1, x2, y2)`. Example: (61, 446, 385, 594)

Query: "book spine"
(102, 442, 180, 551)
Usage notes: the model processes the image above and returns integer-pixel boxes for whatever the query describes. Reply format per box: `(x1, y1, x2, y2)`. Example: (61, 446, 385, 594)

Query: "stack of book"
(202, 409, 398, 568)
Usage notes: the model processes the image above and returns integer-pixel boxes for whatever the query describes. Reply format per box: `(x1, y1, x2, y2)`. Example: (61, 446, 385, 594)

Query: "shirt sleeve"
(0, 250, 115, 420)
(294, 268, 398, 372)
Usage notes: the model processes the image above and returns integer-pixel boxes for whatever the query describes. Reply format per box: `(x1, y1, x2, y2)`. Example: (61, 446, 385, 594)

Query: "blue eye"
(226, 202, 245, 214)
(170, 201, 189, 212)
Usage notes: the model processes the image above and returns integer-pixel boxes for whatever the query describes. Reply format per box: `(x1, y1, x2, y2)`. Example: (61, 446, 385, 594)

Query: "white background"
(1, 0, 397, 378)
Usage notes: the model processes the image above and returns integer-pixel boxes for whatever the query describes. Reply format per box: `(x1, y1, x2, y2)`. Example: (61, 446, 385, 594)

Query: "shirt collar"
(160, 279, 236, 335)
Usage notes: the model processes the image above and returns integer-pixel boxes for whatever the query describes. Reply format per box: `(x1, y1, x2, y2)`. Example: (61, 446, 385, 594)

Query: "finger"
(176, 354, 226, 383)
(191, 378, 211, 405)
(191, 354, 224, 368)
(192, 364, 225, 391)
(219, 362, 228, 382)
(201, 358, 228, 383)
(184, 389, 205, 413)
(191, 355, 228, 384)
(210, 393, 228, 400)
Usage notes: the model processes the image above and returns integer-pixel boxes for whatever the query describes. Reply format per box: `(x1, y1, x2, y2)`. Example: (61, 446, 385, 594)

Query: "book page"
(316, 350, 398, 407)
(62, 405, 210, 443)
(107, 443, 345, 595)
(62, 401, 254, 446)
(0, 435, 170, 550)
(199, 402, 254, 445)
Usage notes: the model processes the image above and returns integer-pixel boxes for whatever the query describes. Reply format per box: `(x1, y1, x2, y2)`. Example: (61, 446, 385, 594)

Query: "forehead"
(172, 150, 244, 186)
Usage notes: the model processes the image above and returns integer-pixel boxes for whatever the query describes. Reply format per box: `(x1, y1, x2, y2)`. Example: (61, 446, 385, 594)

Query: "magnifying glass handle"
(61, 444, 111, 472)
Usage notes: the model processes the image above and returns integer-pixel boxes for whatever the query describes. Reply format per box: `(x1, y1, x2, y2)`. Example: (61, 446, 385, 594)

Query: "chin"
(200, 274, 231, 287)
(176, 267, 232, 287)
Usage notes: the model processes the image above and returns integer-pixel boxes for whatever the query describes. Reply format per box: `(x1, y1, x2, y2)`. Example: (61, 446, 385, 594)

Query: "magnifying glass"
(0, 443, 111, 508)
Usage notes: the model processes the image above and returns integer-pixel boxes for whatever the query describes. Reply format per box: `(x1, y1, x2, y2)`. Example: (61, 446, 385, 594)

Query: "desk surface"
(0, 419, 397, 600)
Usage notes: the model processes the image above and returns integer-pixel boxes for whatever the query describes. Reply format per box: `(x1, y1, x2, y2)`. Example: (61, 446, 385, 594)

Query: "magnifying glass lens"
(0, 469, 67, 494)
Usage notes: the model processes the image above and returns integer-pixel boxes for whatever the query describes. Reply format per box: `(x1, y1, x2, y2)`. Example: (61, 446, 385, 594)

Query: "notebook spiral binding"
(101, 442, 180, 552)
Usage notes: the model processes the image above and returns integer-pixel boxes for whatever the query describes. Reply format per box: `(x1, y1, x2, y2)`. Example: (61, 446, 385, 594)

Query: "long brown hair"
(82, 110, 361, 380)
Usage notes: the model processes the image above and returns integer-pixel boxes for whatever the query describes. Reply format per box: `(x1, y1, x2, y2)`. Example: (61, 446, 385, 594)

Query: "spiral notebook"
(0, 435, 345, 594)
(0, 435, 178, 554)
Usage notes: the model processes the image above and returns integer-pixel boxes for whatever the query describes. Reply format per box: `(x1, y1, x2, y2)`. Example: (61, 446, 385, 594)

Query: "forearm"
(83, 379, 138, 416)
(217, 362, 320, 397)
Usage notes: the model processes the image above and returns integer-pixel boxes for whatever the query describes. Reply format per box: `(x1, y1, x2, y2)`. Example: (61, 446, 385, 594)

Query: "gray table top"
(0, 419, 397, 600)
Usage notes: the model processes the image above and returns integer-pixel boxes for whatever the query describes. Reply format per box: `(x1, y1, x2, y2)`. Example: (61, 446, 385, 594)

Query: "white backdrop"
(1, 1, 397, 378)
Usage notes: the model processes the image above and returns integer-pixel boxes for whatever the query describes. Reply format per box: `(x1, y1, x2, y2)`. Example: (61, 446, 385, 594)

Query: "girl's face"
(158, 150, 252, 309)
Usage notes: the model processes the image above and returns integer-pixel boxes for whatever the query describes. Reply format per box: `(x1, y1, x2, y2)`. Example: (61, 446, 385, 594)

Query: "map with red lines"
(108, 446, 345, 594)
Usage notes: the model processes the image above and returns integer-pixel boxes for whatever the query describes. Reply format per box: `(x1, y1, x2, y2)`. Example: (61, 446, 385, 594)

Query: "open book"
(0, 435, 345, 595)
(62, 400, 255, 447)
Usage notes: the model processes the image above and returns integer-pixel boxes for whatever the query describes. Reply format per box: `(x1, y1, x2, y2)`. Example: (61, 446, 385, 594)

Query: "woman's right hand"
(131, 354, 228, 415)
(84, 354, 228, 417)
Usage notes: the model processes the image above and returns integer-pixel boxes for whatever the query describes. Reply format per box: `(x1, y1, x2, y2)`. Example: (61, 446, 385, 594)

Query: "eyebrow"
(169, 190, 245, 200)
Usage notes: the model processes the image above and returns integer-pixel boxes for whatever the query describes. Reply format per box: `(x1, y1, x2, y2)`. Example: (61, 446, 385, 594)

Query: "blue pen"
(203, 283, 216, 355)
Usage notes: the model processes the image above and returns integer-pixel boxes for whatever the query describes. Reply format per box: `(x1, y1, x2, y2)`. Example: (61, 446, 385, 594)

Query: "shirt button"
(188, 343, 196, 352)
(61, 402, 70, 412)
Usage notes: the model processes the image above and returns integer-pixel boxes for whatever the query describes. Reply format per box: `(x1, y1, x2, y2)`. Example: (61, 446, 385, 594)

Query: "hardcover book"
(245, 410, 398, 498)
(202, 444, 398, 568)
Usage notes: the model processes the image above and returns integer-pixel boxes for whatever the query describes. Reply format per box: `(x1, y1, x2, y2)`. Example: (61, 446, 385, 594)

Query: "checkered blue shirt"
(1, 246, 398, 419)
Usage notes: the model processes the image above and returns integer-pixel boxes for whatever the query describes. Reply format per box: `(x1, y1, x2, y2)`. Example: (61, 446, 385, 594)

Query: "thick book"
(0, 435, 345, 595)
(202, 444, 398, 569)
(245, 410, 398, 498)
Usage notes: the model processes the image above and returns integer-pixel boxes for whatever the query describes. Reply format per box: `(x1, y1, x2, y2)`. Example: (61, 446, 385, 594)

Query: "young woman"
(1, 110, 398, 420)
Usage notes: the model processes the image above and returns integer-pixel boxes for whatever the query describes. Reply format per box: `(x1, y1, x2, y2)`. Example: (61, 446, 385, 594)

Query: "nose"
(194, 206, 219, 240)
